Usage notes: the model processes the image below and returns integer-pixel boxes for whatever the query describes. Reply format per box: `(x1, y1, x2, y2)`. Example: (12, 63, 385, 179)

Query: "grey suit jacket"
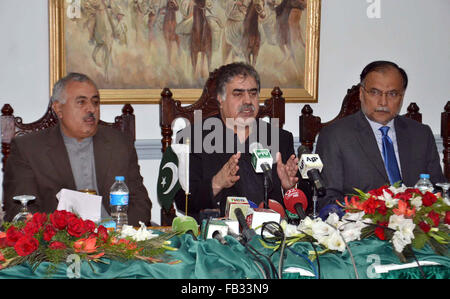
(315, 110, 446, 207)
(3, 124, 152, 226)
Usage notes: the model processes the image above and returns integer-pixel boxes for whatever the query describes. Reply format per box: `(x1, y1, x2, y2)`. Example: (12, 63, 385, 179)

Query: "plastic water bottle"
(414, 173, 434, 193)
(110, 176, 129, 231)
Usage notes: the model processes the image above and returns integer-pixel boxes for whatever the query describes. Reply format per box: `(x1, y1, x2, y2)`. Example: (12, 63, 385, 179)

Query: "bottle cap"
(115, 176, 125, 181)
(419, 174, 430, 179)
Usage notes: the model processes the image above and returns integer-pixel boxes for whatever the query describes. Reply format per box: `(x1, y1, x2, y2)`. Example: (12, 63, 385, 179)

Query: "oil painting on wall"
(50, 0, 320, 103)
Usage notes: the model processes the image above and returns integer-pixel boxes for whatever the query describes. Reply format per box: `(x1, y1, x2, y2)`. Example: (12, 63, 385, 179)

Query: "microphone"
(250, 142, 273, 183)
(234, 207, 256, 243)
(172, 215, 199, 240)
(212, 230, 228, 245)
(283, 188, 309, 220)
(297, 145, 326, 197)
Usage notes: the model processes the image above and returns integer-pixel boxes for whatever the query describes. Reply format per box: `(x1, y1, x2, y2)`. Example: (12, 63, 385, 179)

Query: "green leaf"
(411, 232, 428, 249)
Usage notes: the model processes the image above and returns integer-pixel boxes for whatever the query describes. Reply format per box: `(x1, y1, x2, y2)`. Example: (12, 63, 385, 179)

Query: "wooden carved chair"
(159, 67, 286, 225)
(1, 102, 136, 172)
(299, 83, 422, 152)
(441, 101, 450, 181)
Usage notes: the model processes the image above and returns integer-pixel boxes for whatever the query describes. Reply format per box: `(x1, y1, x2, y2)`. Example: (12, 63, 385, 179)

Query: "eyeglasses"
(361, 85, 403, 100)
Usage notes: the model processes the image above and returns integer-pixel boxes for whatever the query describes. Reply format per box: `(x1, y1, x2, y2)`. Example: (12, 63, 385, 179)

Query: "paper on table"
(56, 188, 102, 223)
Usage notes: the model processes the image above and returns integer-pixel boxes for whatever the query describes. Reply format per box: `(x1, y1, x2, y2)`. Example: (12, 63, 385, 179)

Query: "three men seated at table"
(1, 61, 446, 225)
(2, 73, 152, 226)
(316, 60, 446, 208)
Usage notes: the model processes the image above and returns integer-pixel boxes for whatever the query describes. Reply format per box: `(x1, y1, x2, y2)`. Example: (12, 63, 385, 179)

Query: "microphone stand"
(312, 187, 318, 219)
(263, 174, 269, 209)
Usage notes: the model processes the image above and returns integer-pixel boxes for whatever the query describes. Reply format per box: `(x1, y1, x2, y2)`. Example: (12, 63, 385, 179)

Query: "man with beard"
(174, 62, 305, 220)
(3, 73, 152, 226)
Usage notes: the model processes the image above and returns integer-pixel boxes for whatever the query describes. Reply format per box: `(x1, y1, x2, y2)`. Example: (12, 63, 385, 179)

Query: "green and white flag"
(157, 144, 189, 211)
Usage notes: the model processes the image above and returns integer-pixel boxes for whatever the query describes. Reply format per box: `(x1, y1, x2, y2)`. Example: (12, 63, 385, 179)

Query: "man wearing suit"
(3, 73, 152, 226)
(316, 61, 446, 208)
(174, 62, 302, 220)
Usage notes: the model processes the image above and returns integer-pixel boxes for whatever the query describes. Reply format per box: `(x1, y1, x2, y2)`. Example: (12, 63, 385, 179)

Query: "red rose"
(67, 218, 87, 238)
(14, 235, 39, 256)
(84, 220, 96, 233)
(376, 201, 388, 216)
(49, 241, 66, 250)
(445, 211, 450, 225)
(427, 211, 440, 227)
(43, 224, 57, 242)
(6, 226, 24, 247)
(23, 220, 40, 236)
(97, 225, 109, 242)
(368, 185, 391, 197)
(31, 213, 47, 229)
(50, 210, 69, 230)
(394, 192, 412, 202)
(361, 198, 380, 214)
(0, 232, 7, 249)
(419, 221, 431, 233)
(422, 192, 437, 207)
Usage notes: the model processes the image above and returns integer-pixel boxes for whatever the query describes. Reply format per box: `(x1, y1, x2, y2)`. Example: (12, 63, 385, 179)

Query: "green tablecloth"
(0, 235, 448, 279)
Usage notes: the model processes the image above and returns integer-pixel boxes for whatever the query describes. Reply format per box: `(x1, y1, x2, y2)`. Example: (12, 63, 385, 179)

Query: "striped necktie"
(379, 126, 402, 185)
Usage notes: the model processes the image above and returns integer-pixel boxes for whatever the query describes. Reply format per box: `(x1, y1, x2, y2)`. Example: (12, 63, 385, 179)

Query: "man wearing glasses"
(315, 60, 445, 207)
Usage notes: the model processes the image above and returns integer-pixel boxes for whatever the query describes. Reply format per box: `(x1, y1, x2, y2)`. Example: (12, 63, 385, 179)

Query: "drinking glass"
(436, 182, 450, 205)
(12, 195, 35, 223)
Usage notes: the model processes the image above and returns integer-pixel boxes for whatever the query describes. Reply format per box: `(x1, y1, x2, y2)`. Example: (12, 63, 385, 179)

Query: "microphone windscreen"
(172, 215, 199, 237)
(283, 188, 308, 214)
(297, 145, 311, 157)
(258, 199, 286, 219)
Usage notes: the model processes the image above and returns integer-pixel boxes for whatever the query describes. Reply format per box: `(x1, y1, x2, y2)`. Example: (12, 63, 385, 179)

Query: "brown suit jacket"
(2, 124, 152, 226)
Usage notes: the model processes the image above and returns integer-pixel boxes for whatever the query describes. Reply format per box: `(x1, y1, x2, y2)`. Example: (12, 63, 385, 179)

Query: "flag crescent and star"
(157, 144, 189, 211)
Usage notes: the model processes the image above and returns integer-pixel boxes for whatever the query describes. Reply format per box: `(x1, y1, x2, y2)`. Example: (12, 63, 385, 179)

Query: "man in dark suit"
(316, 61, 446, 207)
(174, 62, 302, 220)
(3, 73, 152, 226)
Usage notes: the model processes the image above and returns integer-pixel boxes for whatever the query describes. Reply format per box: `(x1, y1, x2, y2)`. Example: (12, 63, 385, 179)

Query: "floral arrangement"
(0, 210, 178, 273)
(340, 184, 450, 258)
(268, 184, 449, 263)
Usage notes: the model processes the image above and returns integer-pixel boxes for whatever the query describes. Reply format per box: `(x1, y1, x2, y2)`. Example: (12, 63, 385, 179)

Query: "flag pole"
(185, 138, 190, 215)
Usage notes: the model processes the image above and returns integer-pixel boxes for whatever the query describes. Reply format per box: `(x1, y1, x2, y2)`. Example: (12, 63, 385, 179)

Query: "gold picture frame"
(49, 0, 320, 104)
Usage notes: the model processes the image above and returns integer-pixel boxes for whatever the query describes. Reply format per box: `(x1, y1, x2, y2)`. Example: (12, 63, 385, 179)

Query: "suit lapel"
(93, 127, 112, 196)
(354, 111, 389, 181)
(45, 125, 76, 189)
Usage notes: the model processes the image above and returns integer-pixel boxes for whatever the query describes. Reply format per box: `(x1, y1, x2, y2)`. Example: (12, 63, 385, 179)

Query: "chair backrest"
(159, 67, 286, 225)
(441, 101, 450, 181)
(299, 83, 422, 152)
(1, 102, 136, 172)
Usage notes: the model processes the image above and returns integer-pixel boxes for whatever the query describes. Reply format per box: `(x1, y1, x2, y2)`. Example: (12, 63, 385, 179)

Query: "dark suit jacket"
(174, 116, 311, 220)
(315, 110, 446, 208)
(3, 124, 152, 226)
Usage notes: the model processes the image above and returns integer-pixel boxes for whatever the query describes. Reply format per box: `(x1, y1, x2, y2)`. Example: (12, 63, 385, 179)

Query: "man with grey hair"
(3, 73, 152, 226)
(174, 62, 306, 220)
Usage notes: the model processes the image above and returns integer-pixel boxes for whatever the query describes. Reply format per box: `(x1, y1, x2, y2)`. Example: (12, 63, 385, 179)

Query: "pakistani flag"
(157, 144, 189, 211)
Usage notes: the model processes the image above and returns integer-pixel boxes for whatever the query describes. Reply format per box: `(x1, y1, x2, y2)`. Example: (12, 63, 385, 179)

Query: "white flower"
(311, 219, 333, 239)
(381, 189, 399, 208)
(325, 231, 346, 252)
(388, 184, 408, 195)
(342, 211, 366, 222)
(392, 231, 410, 253)
(120, 221, 158, 241)
(340, 222, 363, 243)
(325, 213, 341, 228)
(388, 214, 404, 230)
(388, 215, 415, 253)
(410, 195, 423, 210)
(298, 216, 314, 235)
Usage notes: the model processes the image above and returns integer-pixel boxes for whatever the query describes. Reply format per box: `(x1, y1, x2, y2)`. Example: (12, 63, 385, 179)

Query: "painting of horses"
(52, 0, 320, 103)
